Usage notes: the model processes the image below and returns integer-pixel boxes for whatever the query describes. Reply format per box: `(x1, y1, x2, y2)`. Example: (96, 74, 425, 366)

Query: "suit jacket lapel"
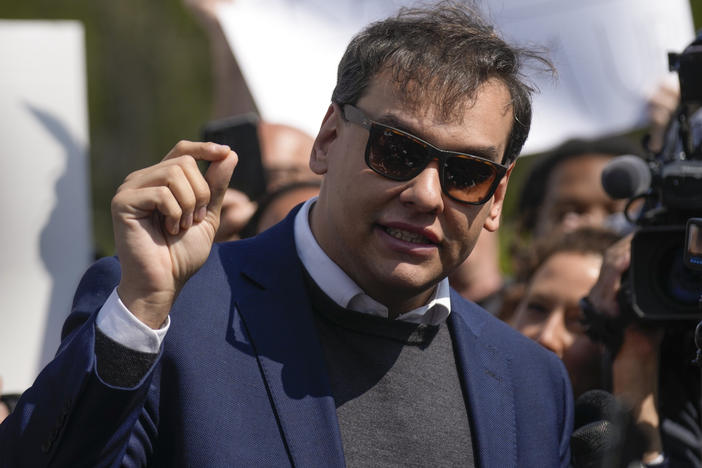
(449, 291, 517, 467)
(229, 210, 345, 468)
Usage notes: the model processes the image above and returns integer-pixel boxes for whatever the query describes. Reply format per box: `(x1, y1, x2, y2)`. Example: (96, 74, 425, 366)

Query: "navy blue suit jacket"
(1, 208, 573, 467)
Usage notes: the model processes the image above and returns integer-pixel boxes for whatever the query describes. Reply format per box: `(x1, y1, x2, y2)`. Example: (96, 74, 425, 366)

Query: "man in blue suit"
(1, 3, 573, 466)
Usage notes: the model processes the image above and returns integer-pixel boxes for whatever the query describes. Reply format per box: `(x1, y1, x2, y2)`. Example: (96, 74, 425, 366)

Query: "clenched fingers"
(164, 140, 238, 224)
(120, 156, 210, 231)
(113, 186, 190, 235)
(163, 140, 239, 224)
(115, 142, 237, 235)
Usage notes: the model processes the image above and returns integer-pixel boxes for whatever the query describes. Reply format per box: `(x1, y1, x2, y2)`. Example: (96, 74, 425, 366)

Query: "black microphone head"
(573, 389, 622, 428)
(601, 154, 651, 199)
(571, 390, 645, 468)
(572, 391, 626, 468)
(571, 420, 621, 468)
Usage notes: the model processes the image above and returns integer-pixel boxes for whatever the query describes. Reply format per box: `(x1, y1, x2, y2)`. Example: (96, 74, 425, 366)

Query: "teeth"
(385, 227, 430, 244)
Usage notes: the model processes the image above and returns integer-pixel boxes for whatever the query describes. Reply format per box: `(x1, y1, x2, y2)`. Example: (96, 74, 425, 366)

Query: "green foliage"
(1, 0, 213, 256)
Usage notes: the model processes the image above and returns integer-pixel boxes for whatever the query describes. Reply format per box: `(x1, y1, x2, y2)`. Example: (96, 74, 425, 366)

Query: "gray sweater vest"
(307, 277, 476, 467)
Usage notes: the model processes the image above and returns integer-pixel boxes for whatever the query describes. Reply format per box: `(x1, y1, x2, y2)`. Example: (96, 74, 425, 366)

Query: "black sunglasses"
(341, 104, 508, 205)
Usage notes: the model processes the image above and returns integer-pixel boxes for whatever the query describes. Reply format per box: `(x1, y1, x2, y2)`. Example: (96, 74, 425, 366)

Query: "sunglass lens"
(444, 157, 497, 203)
(367, 127, 427, 180)
(365, 124, 500, 204)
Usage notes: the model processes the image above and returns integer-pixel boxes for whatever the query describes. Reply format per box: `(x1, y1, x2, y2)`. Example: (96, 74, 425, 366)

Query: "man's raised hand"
(111, 141, 237, 329)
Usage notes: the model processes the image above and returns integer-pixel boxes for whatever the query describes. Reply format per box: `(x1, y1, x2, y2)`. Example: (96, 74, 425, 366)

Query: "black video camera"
(601, 32, 702, 321)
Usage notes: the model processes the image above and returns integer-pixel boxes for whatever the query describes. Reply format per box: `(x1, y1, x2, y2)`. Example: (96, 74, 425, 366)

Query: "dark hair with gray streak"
(331, 0, 552, 164)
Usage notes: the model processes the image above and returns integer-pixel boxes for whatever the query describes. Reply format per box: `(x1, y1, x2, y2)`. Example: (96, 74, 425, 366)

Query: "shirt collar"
(293, 198, 451, 325)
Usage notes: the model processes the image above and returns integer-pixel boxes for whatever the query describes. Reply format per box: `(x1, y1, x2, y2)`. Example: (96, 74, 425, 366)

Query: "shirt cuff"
(95, 288, 170, 353)
(644, 453, 667, 467)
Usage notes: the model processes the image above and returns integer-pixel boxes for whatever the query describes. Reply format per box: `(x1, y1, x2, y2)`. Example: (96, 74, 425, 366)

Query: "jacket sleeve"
(0, 257, 162, 468)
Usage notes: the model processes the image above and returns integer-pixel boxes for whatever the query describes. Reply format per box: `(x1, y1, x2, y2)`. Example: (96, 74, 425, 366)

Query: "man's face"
(309, 74, 514, 315)
(535, 154, 625, 236)
(510, 251, 605, 397)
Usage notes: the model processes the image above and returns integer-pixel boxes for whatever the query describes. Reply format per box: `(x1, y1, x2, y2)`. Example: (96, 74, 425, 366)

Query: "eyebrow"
(525, 291, 554, 306)
(374, 112, 502, 162)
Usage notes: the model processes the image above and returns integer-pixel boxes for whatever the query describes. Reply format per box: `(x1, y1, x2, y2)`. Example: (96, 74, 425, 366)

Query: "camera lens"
(631, 226, 702, 320)
(662, 246, 702, 306)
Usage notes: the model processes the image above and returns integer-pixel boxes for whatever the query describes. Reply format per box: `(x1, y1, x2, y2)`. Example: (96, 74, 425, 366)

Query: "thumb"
(204, 150, 239, 217)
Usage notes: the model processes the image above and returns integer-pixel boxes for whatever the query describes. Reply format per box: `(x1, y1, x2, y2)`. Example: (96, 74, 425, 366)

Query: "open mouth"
(383, 226, 433, 245)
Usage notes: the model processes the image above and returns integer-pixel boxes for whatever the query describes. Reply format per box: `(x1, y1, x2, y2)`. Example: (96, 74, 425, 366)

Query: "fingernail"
(219, 144, 230, 152)
(168, 218, 180, 236)
(181, 212, 193, 229)
(195, 206, 207, 222)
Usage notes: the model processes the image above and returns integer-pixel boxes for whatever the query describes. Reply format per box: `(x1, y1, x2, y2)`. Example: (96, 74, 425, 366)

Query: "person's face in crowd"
(310, 72, 514, 315)
(258, 122, 317, 191)
(535, 154, 625, 236)
(510, 251, 605, 397)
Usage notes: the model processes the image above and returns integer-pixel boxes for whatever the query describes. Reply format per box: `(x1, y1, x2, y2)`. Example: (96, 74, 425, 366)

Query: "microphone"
(571, 390, 624, 468)
(600, 155, 651, 199)
(570, 390, 644, 468)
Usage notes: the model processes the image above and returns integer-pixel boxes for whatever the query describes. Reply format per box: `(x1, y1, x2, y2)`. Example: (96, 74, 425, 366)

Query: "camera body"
(624, 32, 702, 321)
(630, 224, 701, 320)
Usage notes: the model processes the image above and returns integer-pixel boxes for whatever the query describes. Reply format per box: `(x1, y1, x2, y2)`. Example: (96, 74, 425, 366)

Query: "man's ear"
(483, 162, 515, 232)
(310, 103, 340, 175)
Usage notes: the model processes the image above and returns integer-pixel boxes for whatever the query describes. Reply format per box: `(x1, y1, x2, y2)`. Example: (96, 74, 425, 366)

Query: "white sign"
(490, 0, 694, 152)
(0, 21, 92, 393)
(217, 0, 694, 154)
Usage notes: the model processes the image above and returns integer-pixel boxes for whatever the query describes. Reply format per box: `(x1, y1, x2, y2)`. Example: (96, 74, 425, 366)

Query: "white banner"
(217, 0, 694, 154)
(0, 21, 92, 393)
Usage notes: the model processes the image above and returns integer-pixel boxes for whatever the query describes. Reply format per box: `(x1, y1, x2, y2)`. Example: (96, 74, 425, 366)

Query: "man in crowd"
(516, 135, 644, 241)
(496, 135, 645, 318)
(0, 3, 573, 466)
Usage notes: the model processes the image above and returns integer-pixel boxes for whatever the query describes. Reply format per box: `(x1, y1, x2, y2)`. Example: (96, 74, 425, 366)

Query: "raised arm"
(112, 140, 237, 328)
(585, 234, 664, 465)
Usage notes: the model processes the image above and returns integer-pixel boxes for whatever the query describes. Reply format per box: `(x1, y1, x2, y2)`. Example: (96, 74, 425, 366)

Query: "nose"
(581, 206, 610, 228)
(399, 159, 444, 213)
(535, 312, 567, 358)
